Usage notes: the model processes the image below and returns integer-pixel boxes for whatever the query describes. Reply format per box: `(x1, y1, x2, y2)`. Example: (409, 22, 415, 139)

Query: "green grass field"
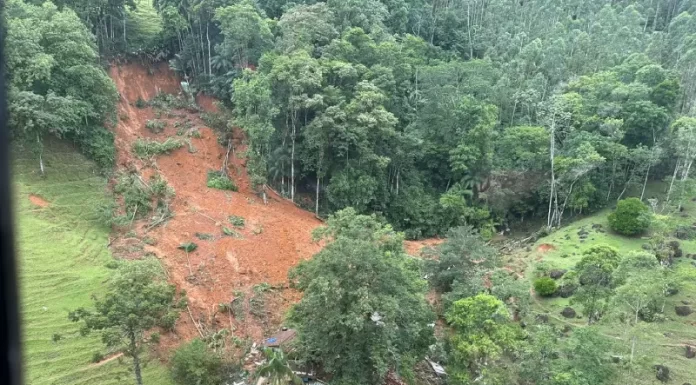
(14, 140, 172, 385)
(523, 192, 696, 385)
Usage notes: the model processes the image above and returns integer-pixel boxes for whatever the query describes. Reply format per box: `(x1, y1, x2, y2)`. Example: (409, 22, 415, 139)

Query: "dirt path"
(108, 63, 323, 346)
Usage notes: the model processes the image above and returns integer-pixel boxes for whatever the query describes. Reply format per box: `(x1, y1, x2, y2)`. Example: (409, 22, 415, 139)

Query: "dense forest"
(6, 1, 696, 385)
(8, 0, 696, 238)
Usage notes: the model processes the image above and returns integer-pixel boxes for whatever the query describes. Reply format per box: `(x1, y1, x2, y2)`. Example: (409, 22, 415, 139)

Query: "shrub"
(533, 277, 557, 297)
(608, 198, 651, 236)
(145, 120, 167, 133)
(132, 138, 184, 158)
(207, 171, 237, 191)
(149, 332, 160, 344)
(135, 97, 147, 109)
(171, 339, 223, 385)
(228, 215, 245, 228)
(91, 352, 104, 363)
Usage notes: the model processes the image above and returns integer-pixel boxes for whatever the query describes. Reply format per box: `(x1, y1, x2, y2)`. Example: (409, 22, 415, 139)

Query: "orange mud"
(404, 238, 443, 257)
(108, 63, 322, 349)
(28, 194, 50, 208)
(537, 243, 556, 253)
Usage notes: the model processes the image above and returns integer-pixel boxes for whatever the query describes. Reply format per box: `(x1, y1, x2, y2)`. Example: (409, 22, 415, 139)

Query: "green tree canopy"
(289, 208, 434, 385)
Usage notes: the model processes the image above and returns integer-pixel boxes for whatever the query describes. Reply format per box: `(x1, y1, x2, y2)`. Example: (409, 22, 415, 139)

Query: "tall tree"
(289, 208, 434, 385)
(69, 260, 184, 385)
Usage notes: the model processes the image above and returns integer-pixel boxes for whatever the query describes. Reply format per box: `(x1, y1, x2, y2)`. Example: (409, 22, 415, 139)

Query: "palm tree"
(254, 348, 301, 385)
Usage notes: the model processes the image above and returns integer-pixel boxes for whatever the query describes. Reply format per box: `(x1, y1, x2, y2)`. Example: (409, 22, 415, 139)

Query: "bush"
(207, 171, 237, 191)
(132, 138, 184, 158)
(171, 339, 223, 385)
(608, 198, 651, 236)
(228, 215, 245, 227)
(145, 120, 167, 133)
(533, 277, 557, 297)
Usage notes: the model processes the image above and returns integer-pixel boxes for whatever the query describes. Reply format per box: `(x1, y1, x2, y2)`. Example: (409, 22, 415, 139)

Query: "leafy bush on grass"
(145, 120, 167, 133)
(171, 339, 223, 385)
(228, 215, 245, 227)
(533, 277, 557, 297)
(133, 138, 183, 158)
(608, 198, 651, 236)
(207, 171, 237, 191)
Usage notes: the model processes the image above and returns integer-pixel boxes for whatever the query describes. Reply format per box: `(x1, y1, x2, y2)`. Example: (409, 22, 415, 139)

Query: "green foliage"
(534, 277, 558, 297)
(255, 348, 301, 385)
(426, 226, 499, 297)
(609, 198, 652, 236)
(69, 259, 183, 385)
(178, 242, 198, 253)
(573, 245, 622, 323)
(170, 339, 223, 385)
(146, 120, 167, 133)
(446, 294, 521, 385)
(207, 171, 238, 191)
(114, 173, 174, 222)
(289, 208, 434, 385)
(228, 215, 245, 227)
(6, 0, 118, 169)
(133, 138, 184, 158)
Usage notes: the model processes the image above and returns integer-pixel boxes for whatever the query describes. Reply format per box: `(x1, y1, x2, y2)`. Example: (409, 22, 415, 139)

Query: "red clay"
(404, 238, 443, 257)
(108, 63, 322, 348)
(537, 243, 556, 253)
(28, 194, 50, 208)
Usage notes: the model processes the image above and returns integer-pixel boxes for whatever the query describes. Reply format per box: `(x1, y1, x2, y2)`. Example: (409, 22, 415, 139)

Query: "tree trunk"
(207, 22, 212, 75)
(130, 333, 143, 385)
(547, 114, 556, 230)
(665, 158, 681, 208)
(641, 162, 651, 201)
(315, 176, 320, 217)
(466, 2, 474, 59)
(291, 122, 296, 202)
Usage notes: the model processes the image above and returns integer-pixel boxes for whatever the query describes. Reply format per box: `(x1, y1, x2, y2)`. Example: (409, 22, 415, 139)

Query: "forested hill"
(7, 0, 696, 239)
(7, 1, 696, 385)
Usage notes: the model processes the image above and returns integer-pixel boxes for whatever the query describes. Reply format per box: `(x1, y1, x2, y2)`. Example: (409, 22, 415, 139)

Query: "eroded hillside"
(108, 63, 322, 347)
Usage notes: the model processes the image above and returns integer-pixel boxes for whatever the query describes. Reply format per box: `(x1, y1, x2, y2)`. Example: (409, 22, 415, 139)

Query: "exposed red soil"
(537, 243, 556, 253)
(108, 63, 322, 352)
(28, 194, 50, 208)
(404, 238, 443, 257)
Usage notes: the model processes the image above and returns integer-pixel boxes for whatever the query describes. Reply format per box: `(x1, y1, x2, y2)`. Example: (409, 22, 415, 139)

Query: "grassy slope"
(524, 189, 696, 385)
(15, 140, 171, 385)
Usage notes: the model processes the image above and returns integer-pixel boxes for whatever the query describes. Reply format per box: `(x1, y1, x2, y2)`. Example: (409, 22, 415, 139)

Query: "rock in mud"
(549, 269, 567, 279)
(561, 307, 576, 318)
(654, 365, 670, 382)
(675, 306, 693, 316)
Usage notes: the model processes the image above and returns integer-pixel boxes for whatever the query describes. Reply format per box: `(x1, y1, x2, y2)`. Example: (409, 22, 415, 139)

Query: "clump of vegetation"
(207, 171, 237, 191)
(228, 215, 245, 227)
(195, 232, 213, 241)
(145, 119, 167, 133)
(533, 277, 557, 297)
(134, 97, 147, 109)
(222, 226, 241, 238)
(250, 283, 271, 321)
(608, 198, 651, 236)
(91, 352, 105, 364)
(200, 112, 228, 132)
(113, 173, 174, 222)
(148, 92, 189, 111)
(170, 339, 223, 385)
(149, 332, 160, 344)
(132, 138, 183, 158)
(70, 259, 185, 385)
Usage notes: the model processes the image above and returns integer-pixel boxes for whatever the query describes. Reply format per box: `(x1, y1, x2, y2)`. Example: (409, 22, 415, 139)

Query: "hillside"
(14, 140, 171, 385)
(523, 205, 696, 384)
(108, 63, 323, 344)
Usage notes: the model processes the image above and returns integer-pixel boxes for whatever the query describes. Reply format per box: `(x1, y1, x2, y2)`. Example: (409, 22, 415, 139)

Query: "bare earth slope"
(109, 63, 322, 344)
